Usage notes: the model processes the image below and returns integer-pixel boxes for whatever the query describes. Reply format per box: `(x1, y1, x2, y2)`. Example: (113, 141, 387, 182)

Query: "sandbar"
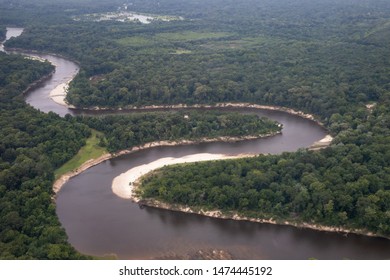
(49, 82, 69, 106)
(309, 134, 333, 150)
(111, 153, 251, 200)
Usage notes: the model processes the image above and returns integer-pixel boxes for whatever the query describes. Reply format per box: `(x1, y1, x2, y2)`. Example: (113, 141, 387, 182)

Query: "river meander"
(3, 27, 390, 259)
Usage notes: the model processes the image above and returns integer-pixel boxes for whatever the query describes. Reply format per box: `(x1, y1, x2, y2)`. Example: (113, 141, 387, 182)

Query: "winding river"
(3, 27, 390, 259)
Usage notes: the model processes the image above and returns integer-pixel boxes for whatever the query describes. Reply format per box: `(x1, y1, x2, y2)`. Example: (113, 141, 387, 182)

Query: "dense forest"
(3, 0, 390, 119)
(140, 98, 390, 234)
(0, 26, 5, 41)
(0, 53, 91, 259)
(78, 112, 280, 152)
(1, 0, 390, 257)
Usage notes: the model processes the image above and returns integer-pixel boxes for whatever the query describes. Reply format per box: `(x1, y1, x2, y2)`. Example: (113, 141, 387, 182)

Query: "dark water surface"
(5, 28, 390, 259)
(56, 144, 390, 260)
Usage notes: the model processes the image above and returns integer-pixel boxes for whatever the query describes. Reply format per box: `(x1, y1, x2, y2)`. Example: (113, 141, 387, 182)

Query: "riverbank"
(4, 46, 80, 108)
(21, 70, 55, 96)
(49, 81, 76, 108)
(135, 103, 324, 126)
(308, 134, 333, 150)
(111, 140, 384, 240)
(54, 129, 107, 179)
(66, 102, 327, 128)
(1, 36, 57, 97)
(4, 47, 81, 65)
(134, 193, 386, 240)
(53, 132, 279, 195)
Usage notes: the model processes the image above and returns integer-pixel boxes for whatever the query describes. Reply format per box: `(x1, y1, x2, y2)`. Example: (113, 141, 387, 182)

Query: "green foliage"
(0, 26, 5, 41)
(0, 53, 90, 259)
(141, 98, 390, 235)
(54, 129, 107, 178)
(155, 32, 232, 41)
(78, 111, 281, 152)
(3, 0, 390, 118)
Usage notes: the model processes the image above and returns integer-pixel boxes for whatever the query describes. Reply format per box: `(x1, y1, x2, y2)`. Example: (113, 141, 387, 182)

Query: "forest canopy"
(0, 53, 90, 259)
(77, 111, 281, 152)
(140, 98, 390, 235)
(3, 0, 390, 120)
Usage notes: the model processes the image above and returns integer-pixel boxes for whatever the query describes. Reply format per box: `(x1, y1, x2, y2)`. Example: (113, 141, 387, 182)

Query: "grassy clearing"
(156, 31, 231, 41)
(200, 35, 282, 50)
(172, 49, 192, 54)
(54, 129, 107, 178)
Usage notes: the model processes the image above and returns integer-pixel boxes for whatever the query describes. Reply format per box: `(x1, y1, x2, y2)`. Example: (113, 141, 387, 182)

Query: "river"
(3, 27, 390, 259)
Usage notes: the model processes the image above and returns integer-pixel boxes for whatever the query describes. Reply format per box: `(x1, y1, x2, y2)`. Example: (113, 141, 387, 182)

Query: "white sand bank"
(112, 153, 251, 200)
(49, 82, 69, 106)
(317, 134, 333, 143)
(308, 134, 333, 150)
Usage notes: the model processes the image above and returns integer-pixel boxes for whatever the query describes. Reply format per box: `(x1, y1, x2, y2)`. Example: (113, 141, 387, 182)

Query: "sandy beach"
(308, 134, 333, 150)
(111, 153, 252, 200)
(49, 82, 69, 106)
(49, 80, 76, 109)
(318, 134, 333, 143)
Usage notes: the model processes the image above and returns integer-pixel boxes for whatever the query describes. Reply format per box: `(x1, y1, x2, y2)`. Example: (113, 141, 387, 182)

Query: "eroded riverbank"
(133, 192, 383, 241)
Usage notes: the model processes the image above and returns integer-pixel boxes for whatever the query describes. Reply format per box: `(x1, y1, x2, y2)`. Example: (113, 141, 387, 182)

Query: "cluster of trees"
(141, 94, 390, 235)
(0, 52, 90, 259)
(0, 26, 5, 41)
(77, 111, 280, 152)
